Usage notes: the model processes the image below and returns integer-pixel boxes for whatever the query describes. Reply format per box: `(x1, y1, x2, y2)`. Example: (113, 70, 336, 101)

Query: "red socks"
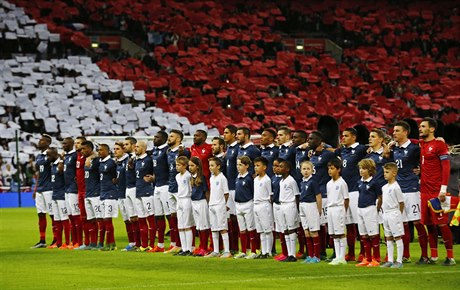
(89, 221, 98, 245)
(426, 225, 438, 258)
(439, 226, 454, 259)
(371, 235, 380, 261)
(168, 216, 179, 246)
(346, 224, 356, 257)
(199, 230, 208, 250)
(62, 220, 70, 245)
(249, 230, 257, 253)
(125, 221, 134, 244)
(98, 220, 106, 245)
(319, 225, 327, 253)
(105, 219, 115, 245)
(132, 220, 141, 247)
(362, 237, 371, 261)
(240, 232, 248, 253)
(51, 216, 58, 242)
(280, 233, 288, 256)
(56, 221, 63, 246)
(82, 220, 90, 246)
(313, 236, 321, 259)
(157, 218, 166, 244)
(403, 223, 411, 258)
(297, 227, 306, 254)
(38, 214, 47, 241)
(139, 218, 148, 248)
(415, 222, 428, 258)
(306, 236, 314, 257)
(147, 216, 156, 247)
(229, 217, 240, 252)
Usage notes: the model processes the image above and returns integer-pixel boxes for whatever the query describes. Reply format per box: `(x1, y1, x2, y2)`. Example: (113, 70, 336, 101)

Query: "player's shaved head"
(135, 140, 147, 156)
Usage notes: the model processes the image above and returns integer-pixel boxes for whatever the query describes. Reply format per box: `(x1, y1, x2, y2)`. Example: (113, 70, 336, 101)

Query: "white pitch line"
(86, 270, 460, 290)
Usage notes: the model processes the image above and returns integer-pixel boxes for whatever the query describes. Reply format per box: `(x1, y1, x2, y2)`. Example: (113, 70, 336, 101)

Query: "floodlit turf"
(0, 208, 459, 290)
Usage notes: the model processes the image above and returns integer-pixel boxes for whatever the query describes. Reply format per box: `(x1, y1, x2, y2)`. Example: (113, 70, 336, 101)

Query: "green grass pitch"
(1, 208, 459, 289)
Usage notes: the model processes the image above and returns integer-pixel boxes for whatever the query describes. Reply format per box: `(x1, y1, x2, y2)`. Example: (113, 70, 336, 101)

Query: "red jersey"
(190, 143, 213, 180)
(420, 139, 450, 195)
(76, 151, 86, 194)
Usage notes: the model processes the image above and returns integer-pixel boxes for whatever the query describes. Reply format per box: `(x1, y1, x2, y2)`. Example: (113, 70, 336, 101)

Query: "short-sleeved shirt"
(382, 181, 404, 212)
(63, 150, 77, 193)
(326, 177, 349, 207)
(235, 172, 254, 203)
(209, 172, 229, 206)
(279, 175, 300, 203)
(357, 177, 382, 208)
(99, 156, 118, 200)
(254, 174, 272, 203)
(176, 171, 192, 198)
(36, 150, 52, 192)
(299, 176, 321, 203)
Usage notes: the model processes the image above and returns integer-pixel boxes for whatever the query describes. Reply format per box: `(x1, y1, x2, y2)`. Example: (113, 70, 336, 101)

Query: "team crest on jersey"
(141, 161, 145, 167)
(429, 147, 433, 151)
(305, 185, 309, 190)
(242, 181, 246, 186)
(351, 149, 355, 154)
(216, 181, 219, 186)
(104, 165, 107, 170)
(318, 156, 322, 161)
(270, 151, 274, 156)
(366, 184, 370, 190)
(378, 156, 383, 161)
(404, 150, 408, 156)
(335, 186, 339, 190)
(183, 179, 187, 184)
(231, 150, 234, 155)
(202, 149, 206, 154)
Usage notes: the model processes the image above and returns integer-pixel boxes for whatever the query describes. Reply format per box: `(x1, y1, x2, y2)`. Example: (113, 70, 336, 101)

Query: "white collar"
(398, 140, 411, 148)
(361, 176, 373, 182)
(349, 142, 359, 148)
(261, 143, 275, 149)
(53, 158, 61, 165)
(192, 173, 198, 178)
(41, 149, 48, 154)
(117, 154, 129, 162)
(170, 144, 184, 152)
(228, 141, 238, 147)
(156, 143, 168, 149)
(238, 172, 249, 178)
(296, 144, 306, 149)
(240, 142, 254, 149)
(216, 152, 225, 158)
(101, 156, 111, 162)
(137, 153, 147, 159)
(281, 141, 292, 147)
(66, 149, 76, 154)
(370, 147, 383, 154)
(302, 175, 313, 182)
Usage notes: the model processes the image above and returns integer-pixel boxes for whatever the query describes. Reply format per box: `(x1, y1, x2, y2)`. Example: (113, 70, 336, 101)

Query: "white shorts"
(357, 205, 380, 236)
(35, 191, 53, 214)
(280, 202, 299, 231)
(125, 187, 137, 218)
(273, 203, 284, 232)
(65, 193, 80, 216)
(299, 202, 321, 232)
(192, 199, 210, 230)
(209, 203, 228, 231)
(254, 201, 274, 233)
(383, 209, 404, 238)
(236, 200, 255, 232)
(177, 197, 194, 229)
(168, 192, 177, 214)
(227, 190, 236, 216)
(118, 198, 130, 221)
(320, 197, 328, 225)
(101, 199, 119, 219)
(378, 205, 384, 225)
(134, 195, 154, 218)
(403, 192, 421, 222)
(154, 185, 170, 216)
(346, 191, 359, 224)
(85, 197, 102, 220)
(52, 199, 69, 221)
(327, 206, 346, 235)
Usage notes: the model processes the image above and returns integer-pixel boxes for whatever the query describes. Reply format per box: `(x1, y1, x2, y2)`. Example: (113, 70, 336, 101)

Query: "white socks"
(387, 240, 394, 263)
(339, 238, 346, 260)
(212, 232, 219, 253)
(184, 230, 192, 252)
(396, 239, 403, 263)
(179, 231, 186, 251)
(285, 235, 292, 256)
(260, 234, 267, 255)
(289, 233, 297, 257)
(222, 232, 230, 253)
(266, 232, 273, 255)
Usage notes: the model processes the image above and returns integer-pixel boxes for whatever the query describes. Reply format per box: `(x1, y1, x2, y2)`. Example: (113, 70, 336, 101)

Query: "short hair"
(99, 143, 110, 151)
(114, 141, 124, 148)
(224, 125, 238, 134)
(422, 117, 437, 129)
(212, 136, 225, 147)
(238, 156, 252, 166)
(254, 156, 268, 166)
(48, 147, 57, 154)
(344, 128, 358, 137)
(278, 126, 292, 135)
(294, 130, 308, 140)
(280, 160, 291, 170)
(309, 131, 323, 141)
(358, 158, 376, 176)
(125, 137, 137, 145)
(328, 158, 342, 170)
(273, 157, 284, 164)
(383, 162, 398, 173)
(157, 131, 168, 141)
(170, 129, 184, 141)
(63, 137, 74, 143)
(42, 134, 52, 144)
(370, 128, 385, 139)
(300, 160, 314, 169)
(76, 136, 86, 141)
(209, 157, 222, 168)
(81, 141, 94, 150)
(394, 121, 410, 134)
(263, 128, 277, 139)
(176, 156, 189, 166)
(237, 127, 250, 137)
(196, 129, 207, 139)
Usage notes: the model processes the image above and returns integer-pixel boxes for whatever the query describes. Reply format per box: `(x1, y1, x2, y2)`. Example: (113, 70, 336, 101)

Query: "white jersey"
(382, 181, 404, 212)
(209, 172, 229, 206)
(254, 175, 272, 204)
(279, 175, 300, 203)
(326, 177, 349, 207)
(175, 171, 192, 198)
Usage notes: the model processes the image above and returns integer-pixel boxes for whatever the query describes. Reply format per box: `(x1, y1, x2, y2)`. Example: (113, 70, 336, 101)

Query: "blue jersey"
(271, 175, 282, 204)
(167, 146, 190, 193)
(63, 150, 78, 193)
(260, 145, 279, 177)
(392, 141, 420, 193)
(310, 148, 335, 197)
(191, 175, 208, 201)
(51, 161, 66, 200)
(99, 157, 118, 200)
(36, 150, 52, 192)
(357, 177, 382, 208)
(235, 173, 254, 203)
(152, 144, 169, 187)
(299, 177, 321, 203)
(84, 157, 100, 198)
(125, 153, 136, 189)
(294, 147, 308, 183)
(366, 148, 392, 188)
(279, 144, 297, 177)
(336, 143, 368, 192)
(225, 142, 240, 190)
(237, 143, 261, 176)
(135, 154, 154, 197)
(116, 155, 128, 199)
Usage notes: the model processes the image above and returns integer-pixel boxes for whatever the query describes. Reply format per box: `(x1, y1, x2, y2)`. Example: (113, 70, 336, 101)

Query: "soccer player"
(389, 121, 427, 263)
(418, 118, 454, 266)
(293, 130, 309, 184)
(61, 137, 81, 248)
(79, 141, 101, 250)
(278, 160, 300, 262)
(166, 129, 191, 253)
(223, 124, 240, 253)
(134, 140, 155, 252)
(122, 137, 140, 251)
(211, 136, 226, 174)
(367, 129, 392, 187)
(380, 163, 405, 269)
(31, 134, 54, 248)
(233, 156, 257, 259)
(98, 144, 118, 251)
(260, 128, 279, 177)
(277, 126, 296, 177)
(253, 157, 274, 259)
(75, 136, 90, 249)
(335, 128, 368, 261)
(327, 158, 349, 266)
(113, 142, 135, 250)
(148, 131, 169, 252)
(190, 130, 213, 180)
(355, 159, 382, 267)
(47, 147, 71, 249)
(188, 157, 210, 256)
(236, 127, 261, 176)
(272, 158, 289, 261)
(298, 161, 322, 263)
(205, 157, 232, 258)
(175, 156, 194, 255)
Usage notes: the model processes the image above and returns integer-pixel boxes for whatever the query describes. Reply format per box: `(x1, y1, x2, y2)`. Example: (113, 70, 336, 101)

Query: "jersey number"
(412, 204, 420, 214)
(136, 171, 140, 179)
(342, 160, 347, 168)
(100, 173, 104, 181)
(39, 165, 44, 172)
(395, 159, 403, 169)
(51, 175, 55, 182)
(85, 171, 89, 178)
